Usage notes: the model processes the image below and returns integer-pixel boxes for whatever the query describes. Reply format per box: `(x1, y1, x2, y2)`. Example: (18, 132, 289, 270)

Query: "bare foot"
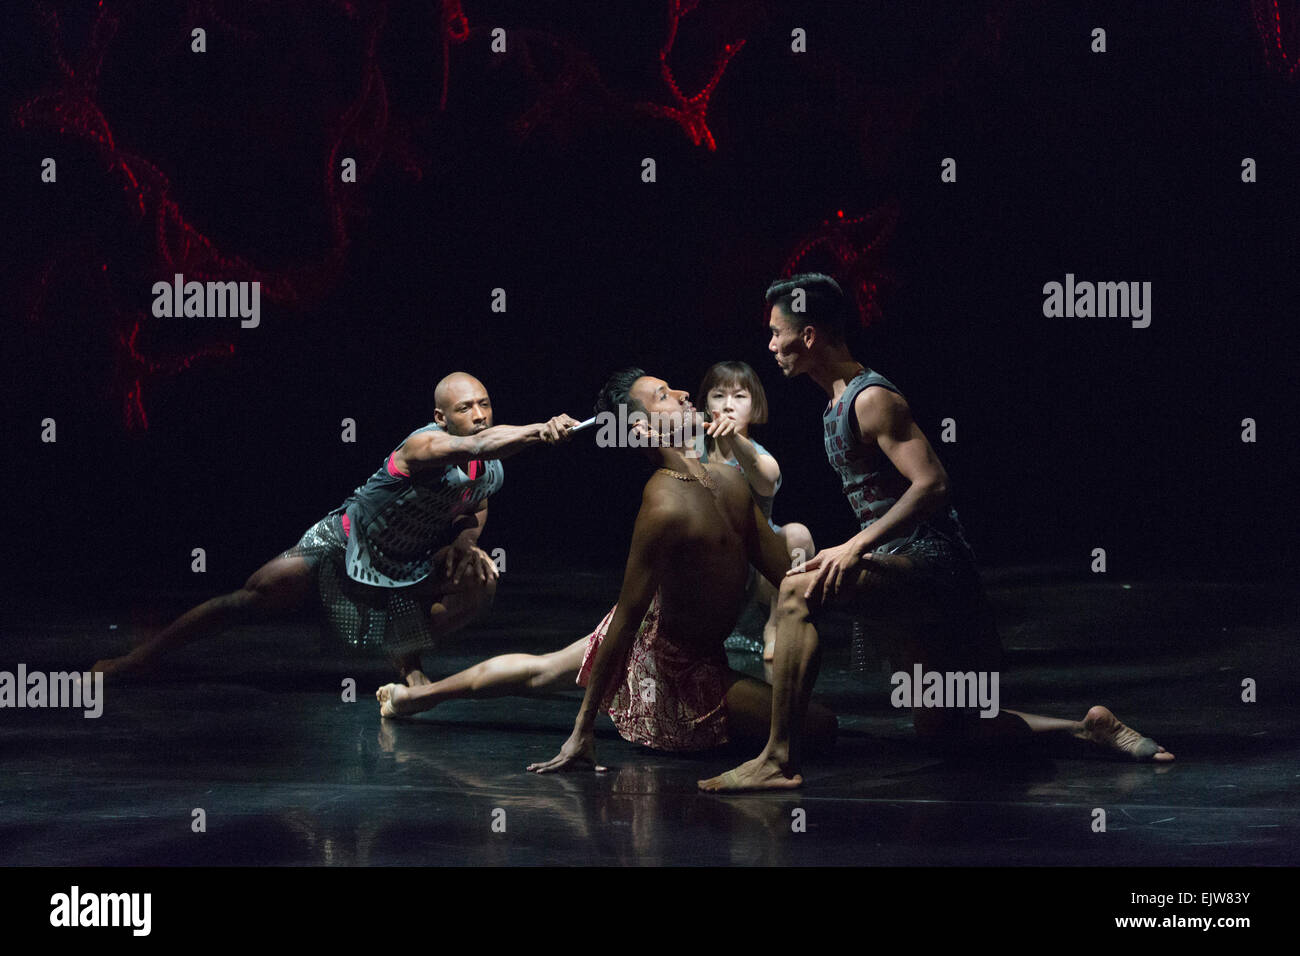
(762, 640, 776, 662)
(376, 683, 417, 719)
(698, 754, 803, 792)
(405, 670, 431, 688)
(1081, 705, 1174, 762)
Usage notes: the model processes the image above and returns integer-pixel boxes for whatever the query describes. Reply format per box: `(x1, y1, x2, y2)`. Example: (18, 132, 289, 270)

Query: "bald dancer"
(92, 373, 579, 685)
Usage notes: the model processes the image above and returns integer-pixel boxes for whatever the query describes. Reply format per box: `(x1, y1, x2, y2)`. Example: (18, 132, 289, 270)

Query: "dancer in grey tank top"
(92, 373, 579, 686)
(700, 274, 1173, 793)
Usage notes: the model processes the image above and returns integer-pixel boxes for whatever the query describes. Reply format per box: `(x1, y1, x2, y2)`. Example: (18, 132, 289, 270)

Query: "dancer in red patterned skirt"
(377, 368, 837, 759)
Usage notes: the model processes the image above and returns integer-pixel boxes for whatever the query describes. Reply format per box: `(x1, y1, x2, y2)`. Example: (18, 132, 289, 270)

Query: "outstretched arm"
(394, 414, 579, 473)
(527, 489, 675, 773)
(707, 415, 780, 497)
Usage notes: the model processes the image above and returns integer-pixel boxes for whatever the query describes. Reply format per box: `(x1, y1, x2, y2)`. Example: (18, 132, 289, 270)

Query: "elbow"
(925, 478, 949, 507)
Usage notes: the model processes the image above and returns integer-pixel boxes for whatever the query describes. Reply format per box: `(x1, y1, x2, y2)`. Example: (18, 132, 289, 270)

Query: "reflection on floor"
(2, 568, 1295, 865)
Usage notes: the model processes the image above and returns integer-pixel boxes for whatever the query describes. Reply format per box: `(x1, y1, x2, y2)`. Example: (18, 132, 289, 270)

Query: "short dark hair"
(765, 273, 849, 344)
(594, 367, 648, 417)
(695, 361, 769, 425)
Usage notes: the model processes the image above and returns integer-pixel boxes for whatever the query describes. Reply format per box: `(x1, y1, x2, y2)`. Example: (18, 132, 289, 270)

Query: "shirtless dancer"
(93, 373, 578, 685)
(699, 274, 1173, 792)
(381, 369, 836, 757)
(377, 369, 838, 762)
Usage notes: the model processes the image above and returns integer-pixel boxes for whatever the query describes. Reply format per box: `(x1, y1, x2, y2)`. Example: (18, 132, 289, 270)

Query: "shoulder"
(638, 473, 687, 515)
(632, 477, 688, 540)
(853, 384, 911, 433)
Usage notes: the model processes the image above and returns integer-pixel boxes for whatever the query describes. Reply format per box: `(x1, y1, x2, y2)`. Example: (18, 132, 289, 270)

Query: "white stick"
(567, 416, 598, 433)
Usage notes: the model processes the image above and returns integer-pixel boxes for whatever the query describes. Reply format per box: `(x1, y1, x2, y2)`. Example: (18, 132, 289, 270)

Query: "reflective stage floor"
(2, 568, 1296, 866)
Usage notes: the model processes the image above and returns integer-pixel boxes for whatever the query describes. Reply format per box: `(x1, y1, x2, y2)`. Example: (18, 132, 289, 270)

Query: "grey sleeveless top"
(823, 369, 970, 556)
(332, 422, 504, 587)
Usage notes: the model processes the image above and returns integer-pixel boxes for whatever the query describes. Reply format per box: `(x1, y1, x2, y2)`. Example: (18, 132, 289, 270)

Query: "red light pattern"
(17, 1, 757, 431)
(635, 0, 746, 151)
(441, 0, 470, 111)
(1250, 0, 1300, 79)
(779, 202, 901, 330)
(116, 316, 236, 432)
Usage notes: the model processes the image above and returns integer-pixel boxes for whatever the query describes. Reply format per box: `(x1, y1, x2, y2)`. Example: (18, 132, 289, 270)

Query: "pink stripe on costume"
(387, 454, 411, 478)
(341, 514, 351, 538)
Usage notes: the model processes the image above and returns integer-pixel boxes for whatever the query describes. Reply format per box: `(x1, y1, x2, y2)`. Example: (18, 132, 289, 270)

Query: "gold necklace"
(656, 467, 716, 490)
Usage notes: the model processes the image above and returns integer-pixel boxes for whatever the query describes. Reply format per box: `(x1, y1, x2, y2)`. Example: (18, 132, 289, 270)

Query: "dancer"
(377, 363, 821, 730)
(697, 360, 814, 660)
(699, 274, 1173, 792)
(380, 369, 837, 760)
(92, 373, 579, 685)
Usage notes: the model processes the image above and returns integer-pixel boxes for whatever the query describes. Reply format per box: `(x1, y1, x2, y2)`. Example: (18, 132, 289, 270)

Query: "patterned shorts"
(282, 515, 436, 654)
(577, 593, 731, 753)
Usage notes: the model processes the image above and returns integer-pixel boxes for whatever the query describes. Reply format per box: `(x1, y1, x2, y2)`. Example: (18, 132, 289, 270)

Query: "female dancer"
(374, 363, 826, 746)
(697, 361, 815, 660)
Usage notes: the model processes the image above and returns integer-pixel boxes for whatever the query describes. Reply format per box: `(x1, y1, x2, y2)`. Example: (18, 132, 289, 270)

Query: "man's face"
(628, 376, 703, 445)
(436, 380, 493, 436)
(768, 305, 810, 378)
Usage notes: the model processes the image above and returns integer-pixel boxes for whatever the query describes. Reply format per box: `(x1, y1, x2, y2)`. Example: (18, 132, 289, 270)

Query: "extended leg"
(377, 635, 588, 718)
(901, 618, 1174, 761)
(92, 554, 315, 679)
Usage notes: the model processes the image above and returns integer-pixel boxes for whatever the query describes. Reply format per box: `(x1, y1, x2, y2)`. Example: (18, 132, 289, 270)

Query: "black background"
(6, 0, 1296, 603)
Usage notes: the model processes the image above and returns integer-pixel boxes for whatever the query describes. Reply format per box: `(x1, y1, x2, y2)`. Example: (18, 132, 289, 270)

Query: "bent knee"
(778, 573, 816, 616)
(783, 523, 815, 559)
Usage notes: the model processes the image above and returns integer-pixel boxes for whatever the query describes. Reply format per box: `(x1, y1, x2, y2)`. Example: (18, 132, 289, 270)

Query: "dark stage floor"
(2, 567, 1296, 867)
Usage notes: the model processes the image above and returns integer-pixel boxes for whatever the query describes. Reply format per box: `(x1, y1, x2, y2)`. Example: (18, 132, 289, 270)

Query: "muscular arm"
(570, 490, 675, 738)
(395, 410, 579, 474)
(394, 424, 543, 473)
(747, 500, 796, 587)
(715, 432, 780, 498)
(846, 387, 950, 553)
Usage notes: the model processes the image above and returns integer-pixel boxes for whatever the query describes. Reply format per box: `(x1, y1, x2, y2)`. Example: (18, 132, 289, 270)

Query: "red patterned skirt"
(576, 592, 731, 752)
